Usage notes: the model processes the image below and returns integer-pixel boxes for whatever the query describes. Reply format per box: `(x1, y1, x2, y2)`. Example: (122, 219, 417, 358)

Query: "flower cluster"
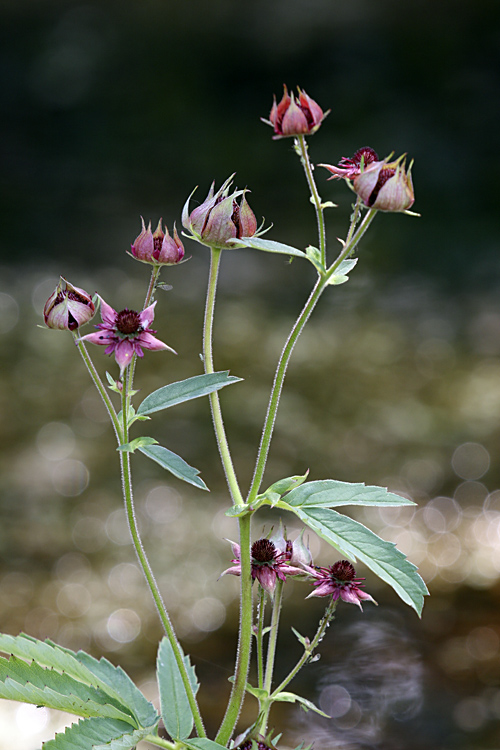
(221, 525, 375, 608)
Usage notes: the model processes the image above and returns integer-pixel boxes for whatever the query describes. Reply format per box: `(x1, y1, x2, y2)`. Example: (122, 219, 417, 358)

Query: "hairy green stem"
(256, 587, 266, 689)
(120, 368, 206, 738)
(296, 135, 327, 267)
(74, 336, 122, 442)
(247, 207, 378, 503)
(201, 247, 254, 743)
(215, 514, 253, 745)
(255, 581, 284, 736)
(246, 275, 326, 503)
(204, 248, 244, 507)
(270, 598, 338, 701)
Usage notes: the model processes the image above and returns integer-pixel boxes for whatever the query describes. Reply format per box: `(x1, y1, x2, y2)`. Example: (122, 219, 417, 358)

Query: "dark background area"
(1, 1, 500, 749)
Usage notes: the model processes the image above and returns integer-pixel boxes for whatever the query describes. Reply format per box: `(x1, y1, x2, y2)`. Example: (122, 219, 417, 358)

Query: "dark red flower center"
(367, 165, 396, 207)
(115, 309, 142, 335)
(231, 200, 241, 234)
(237, 741, 273, 750)
(153, 234, 164, 255)
(329, 560, 357, 582)
(352, 146, 379, 167)
(251, 538, 278, 565)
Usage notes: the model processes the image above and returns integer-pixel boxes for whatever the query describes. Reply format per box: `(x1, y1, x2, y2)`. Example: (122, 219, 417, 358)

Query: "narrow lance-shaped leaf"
(283, 480, 415, 509)
(272, 691, 330, 718)
(137, 371, 242, 416)
(285, 505, 428, 615)
(226, 236, 308, 258)
(138, 444, 209, 491)
(157, 637, 199, 741)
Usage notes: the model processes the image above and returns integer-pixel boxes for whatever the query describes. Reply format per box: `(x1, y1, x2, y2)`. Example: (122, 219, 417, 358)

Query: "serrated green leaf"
(73, 650, 158, 730)
(117, 436, 158, 453)
(184, 740, 229, 750)
(226, 237, 307, 258)
(157, 637, 199, 741)
(0, 656, 135, 723)
(288, 506, 428, 615)
(43, 717, 154, 750)
(138, 444, 209, 490)
(273, 691, 330, 717)
(0, 634, 110, 694)
(137, 371, 243, 416)
(0, 634, 157, 730)
(283, 480, 415, 509)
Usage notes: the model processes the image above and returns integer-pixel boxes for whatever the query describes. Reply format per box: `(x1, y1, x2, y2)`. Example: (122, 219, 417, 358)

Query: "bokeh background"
(1, 0, 500, 748)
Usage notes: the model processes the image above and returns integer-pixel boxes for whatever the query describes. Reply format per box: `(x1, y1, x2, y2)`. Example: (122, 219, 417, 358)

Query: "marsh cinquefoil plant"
(0, 87, 427, 750)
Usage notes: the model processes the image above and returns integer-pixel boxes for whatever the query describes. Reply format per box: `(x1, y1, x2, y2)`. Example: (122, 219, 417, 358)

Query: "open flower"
(262, 85, 329, 139)
(220, 536, 306, 595)
(305, 560, 377, 609)
(130, 218, 185, 265)
(43, 277, 95, 331)
(182, 175, 258, 250)
(321, 148, 415, 212)
(78, 298, 175, 374)
(320, 146, 379, 180)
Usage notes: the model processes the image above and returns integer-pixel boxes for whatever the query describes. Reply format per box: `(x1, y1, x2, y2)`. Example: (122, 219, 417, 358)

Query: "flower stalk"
(120, 366, 206, 738)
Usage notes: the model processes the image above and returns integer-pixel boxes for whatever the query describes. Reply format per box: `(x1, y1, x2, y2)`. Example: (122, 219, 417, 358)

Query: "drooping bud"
(182, 175, 258, 250)
(352, 154, 415, 212)
(130, 218, 185, 265)
(43, 277, 95, 331)
(262, 85, 329, 139)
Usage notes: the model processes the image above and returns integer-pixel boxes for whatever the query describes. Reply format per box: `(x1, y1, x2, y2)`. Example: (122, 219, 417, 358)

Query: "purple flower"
(78, 298, 175, 374)
(43, 277, 95, 331)
(220, 535, 306, 595)
(305, 560, 377, 610)
(319, 146, 379, 180)
(320, 148, 415, 212)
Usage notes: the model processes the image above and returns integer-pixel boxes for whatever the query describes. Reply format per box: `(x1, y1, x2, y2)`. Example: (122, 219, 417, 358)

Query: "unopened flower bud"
(262, 85, 329, 139)
(352, 154, 415, 212)
(43, 277, 95, 331)
(131, 218, 185, 265)
(182, 175, 258, 250)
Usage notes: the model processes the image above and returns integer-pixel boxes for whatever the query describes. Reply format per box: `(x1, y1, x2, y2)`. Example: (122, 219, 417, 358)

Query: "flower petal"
(136, 331, 176, 353)
(114, 339, 135, 372)
(139, 301, 157, 329)
(98, 298, 118, 327)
